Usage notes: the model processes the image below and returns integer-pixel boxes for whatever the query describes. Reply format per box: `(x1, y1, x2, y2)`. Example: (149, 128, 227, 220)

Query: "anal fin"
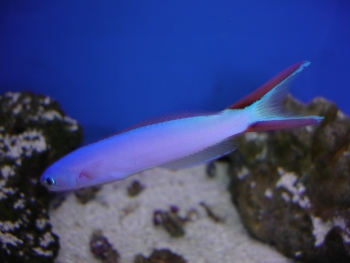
(160, 139, 239, 169)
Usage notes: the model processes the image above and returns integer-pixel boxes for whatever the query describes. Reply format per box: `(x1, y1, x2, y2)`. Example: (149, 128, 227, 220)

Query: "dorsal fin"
(161, 138, 239, 169)
(117, 110, 217, 134)
(84, 110, 218, 146)
(228, 61, 310, 110)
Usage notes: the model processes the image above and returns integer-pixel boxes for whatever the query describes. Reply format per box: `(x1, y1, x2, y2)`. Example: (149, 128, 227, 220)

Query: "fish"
(40, 61, 323, 191)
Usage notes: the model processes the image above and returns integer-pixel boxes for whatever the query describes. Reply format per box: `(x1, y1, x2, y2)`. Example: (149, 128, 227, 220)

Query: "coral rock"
(228, 95, 350, 263)
(0, 91, 83, 262)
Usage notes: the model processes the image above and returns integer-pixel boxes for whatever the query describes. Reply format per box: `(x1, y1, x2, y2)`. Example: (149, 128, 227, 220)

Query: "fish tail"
(244, 61, 323, 131)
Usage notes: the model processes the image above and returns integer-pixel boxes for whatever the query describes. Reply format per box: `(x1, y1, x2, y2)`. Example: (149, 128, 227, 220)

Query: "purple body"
(41, 61, 322, 191)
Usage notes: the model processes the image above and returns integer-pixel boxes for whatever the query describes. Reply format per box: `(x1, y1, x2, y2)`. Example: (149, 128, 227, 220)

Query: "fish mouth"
(39, 180, 58, 191)
(39, 170, 75, 191)
(40, 183, 74, 192)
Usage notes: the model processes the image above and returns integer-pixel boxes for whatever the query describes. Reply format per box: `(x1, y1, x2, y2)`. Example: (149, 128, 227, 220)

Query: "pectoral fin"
(78, 160, 104, 180)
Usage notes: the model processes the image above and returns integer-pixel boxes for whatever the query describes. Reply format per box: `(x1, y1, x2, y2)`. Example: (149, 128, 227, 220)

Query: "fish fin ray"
(119, 111, 217, 132)
(85, 111, 219, 146)
(161, 139, 239, 169)
(247, 62, 323, 131)
(228, 61, 310, 110)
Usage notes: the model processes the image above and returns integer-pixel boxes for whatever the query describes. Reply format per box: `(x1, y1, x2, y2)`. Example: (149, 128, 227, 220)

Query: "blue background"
(1, 1, 349, 143)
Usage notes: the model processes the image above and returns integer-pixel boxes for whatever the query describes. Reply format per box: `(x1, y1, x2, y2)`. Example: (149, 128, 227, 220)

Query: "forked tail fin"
(244, 61, 323, 132)
(228, 61, 310, 110)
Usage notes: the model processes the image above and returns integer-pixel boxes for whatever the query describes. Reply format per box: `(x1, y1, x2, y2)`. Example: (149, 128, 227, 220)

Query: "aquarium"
(0, 1, 349, 263)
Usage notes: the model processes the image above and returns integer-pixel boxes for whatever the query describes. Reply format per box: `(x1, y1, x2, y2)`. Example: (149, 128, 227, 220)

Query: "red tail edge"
(228, 61, 307, 110)
(246, 118, 320, 132)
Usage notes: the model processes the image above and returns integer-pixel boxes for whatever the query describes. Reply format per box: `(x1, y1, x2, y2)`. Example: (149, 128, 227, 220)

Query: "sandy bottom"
(50, 163, 293, 263)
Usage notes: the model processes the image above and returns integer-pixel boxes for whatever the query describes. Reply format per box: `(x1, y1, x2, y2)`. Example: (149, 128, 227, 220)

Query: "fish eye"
(44, 177, 56, 186)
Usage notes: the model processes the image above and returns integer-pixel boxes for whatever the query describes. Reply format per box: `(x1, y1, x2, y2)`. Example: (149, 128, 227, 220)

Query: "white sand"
(50, 163, 293, 263)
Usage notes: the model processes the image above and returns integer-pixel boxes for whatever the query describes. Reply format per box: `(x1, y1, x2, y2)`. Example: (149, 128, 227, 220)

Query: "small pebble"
(90, 230, 120, 263)
(200, 202, 225, 223)
(206, 162, 216, 178)
(153, 206, 187, 237)
(127, 180, 145, 197)
(75, 186, 101, 204)
(134, 248, 187, 263)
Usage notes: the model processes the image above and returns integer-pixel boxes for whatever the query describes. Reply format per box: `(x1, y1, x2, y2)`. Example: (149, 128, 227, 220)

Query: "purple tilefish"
(41, 61, 323, 191)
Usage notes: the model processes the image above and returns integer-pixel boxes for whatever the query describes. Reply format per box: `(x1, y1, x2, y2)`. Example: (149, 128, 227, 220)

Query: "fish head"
(40, 155, 109, 191)
(40, 164, 81, 191)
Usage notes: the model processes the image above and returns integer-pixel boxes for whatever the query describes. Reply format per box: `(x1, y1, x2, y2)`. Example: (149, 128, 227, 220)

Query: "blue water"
(1, 1, 349, 143)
